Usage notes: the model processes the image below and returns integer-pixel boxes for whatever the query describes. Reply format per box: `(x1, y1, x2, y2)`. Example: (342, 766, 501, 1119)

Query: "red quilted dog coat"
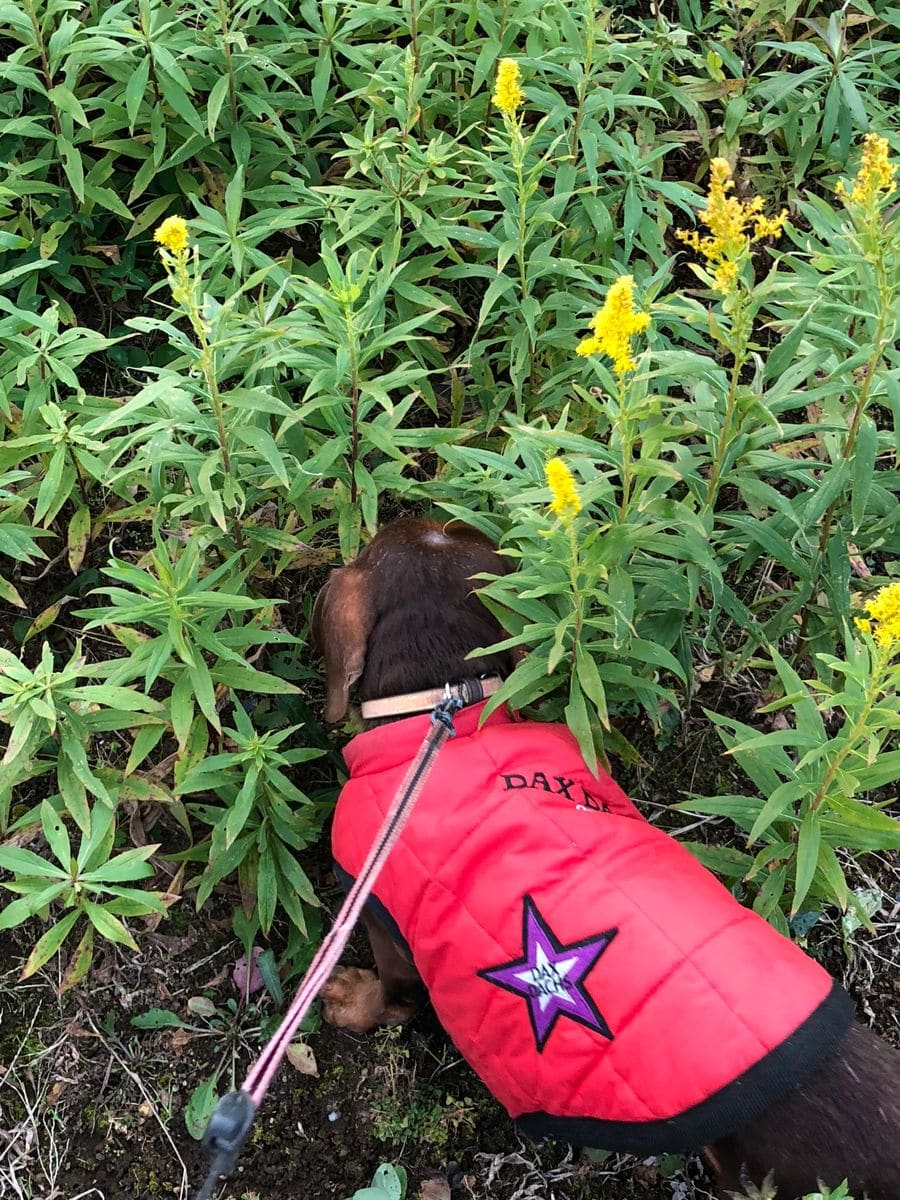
(331, 702, 853, 1151)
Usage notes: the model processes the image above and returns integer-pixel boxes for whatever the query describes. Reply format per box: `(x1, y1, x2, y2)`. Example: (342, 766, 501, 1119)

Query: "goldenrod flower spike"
(576, 276, 651, 376)
(493, 59, 525, 116)
(836, 133, 896, 207)
(545, 457, 582, 525)
(676, 158, 787, 294)
(154, 215, 190, 255)
(856, 580, 900, 649)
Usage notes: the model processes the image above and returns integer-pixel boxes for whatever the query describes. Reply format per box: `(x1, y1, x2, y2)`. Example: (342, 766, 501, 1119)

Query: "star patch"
(479, 895, 616, 1052)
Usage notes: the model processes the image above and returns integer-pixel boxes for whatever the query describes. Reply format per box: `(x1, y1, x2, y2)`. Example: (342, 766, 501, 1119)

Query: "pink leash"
(194, 693, 463, 1200)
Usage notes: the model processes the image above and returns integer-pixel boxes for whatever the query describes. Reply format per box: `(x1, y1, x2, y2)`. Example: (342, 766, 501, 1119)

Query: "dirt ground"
(1, 690, 898, 1200)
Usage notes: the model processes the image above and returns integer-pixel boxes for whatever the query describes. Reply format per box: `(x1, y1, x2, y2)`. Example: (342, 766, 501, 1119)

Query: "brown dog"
(314, 517, 899, 1199)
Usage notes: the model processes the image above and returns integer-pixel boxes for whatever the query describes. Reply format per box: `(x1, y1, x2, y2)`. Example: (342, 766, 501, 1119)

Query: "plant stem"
(67, 444, 90, 508)
(24, 0, 78, 212)
(216, 0, 240, 125)
(817, 293, 889, 553)
(617, 387, 635, 522)
(194, 322, 243, 550)
(510, 125, 529, 300)
(568, 523, 583, 648)
(703, 352, 743, 511)
(809, 647, 887, 812)
(570, 0, 597, 160)
(343, 305, 361, 504)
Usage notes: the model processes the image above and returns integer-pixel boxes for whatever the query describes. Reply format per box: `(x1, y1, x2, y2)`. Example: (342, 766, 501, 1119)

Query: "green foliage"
(728, 1172, 855, 1200)
(347, 1164, 407, 1200)
(130, 987, 294, 1138)
(1, 0, 899, 976)
(367, 1026, 479, 1153)
(0, 798, 166, 987)
(676, 640, 900, 935)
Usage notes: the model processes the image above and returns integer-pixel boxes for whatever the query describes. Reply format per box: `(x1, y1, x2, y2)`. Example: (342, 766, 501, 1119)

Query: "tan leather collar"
(359, 676, 503, 720)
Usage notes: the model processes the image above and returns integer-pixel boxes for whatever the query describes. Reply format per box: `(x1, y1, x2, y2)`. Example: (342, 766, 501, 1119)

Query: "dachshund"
(313, 516, 899, 1199)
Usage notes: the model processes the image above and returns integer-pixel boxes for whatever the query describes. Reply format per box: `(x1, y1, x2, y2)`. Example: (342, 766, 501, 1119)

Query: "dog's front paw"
(320, 967, 386, 1033)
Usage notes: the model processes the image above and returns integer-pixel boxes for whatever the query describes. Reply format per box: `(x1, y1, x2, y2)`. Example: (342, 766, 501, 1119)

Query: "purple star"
(479, 895, 616, 1052)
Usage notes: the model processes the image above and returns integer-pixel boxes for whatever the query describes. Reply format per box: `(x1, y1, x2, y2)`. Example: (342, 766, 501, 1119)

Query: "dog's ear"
(311, 565, 375, 723)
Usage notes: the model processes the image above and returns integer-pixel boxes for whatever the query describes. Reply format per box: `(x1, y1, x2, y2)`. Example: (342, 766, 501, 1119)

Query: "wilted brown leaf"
(418, 1180, 451, 1200)
(285, 1042, 319, 1077)
(85, 243, 122, 264)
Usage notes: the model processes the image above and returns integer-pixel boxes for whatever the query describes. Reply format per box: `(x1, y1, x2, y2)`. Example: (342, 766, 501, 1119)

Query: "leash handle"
(194, 693, 462, 1200)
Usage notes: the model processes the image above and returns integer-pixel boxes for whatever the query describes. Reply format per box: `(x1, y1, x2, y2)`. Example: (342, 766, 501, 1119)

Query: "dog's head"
(312, 517, 515, 722)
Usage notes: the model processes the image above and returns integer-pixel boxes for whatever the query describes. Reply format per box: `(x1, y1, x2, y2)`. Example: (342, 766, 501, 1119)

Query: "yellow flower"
(676, 157, 787, 294)
(545, 457, 581, 524)
(576, 276, 650, 375)
(493, 59, 524, 116)
(154, 215, 189, 255)
(857, 580, 900, 648)
(836, 133, 895, 207)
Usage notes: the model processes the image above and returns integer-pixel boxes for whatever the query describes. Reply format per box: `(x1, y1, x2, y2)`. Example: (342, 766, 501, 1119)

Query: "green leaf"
(21, 910, 82, 978)
(211, 663, 301, 694)
(224, 766, 259, 849)
(0, 846, 65, 879)
(0, 573, 26, 608)
(185, 1073, 220, 1140)
(748, 779, 807, 844)
(82, 845, 157, 884)
(188, 657, 220, 732)
(33, 445, 67, 526)
(82, 899, 139, 949)
(272, 839, 319, 907)
(565, 677, 597, 776)
(131, 1009, 188, 1029)
(207, 73, 231, 139)
(769, 649, 825, 742)
(574, 641, 608, 728)
(67, 505, 92, 573)
(823, 795, 900, 846)
(125, 721, 166, 775)
(48, 84, 88, 127)
(0, 884, 69, 930)
(816, 841, 849, 911)
(850, 415, 877, 533)
(41, 800, 71, 868)
(57, 137, 85, 201)
(792, 810, 821, 913)
(681, 841, 753, 878)
(753, 865, 787, 921)
(60, 923, 94, 992)
(125, 55, 151, 130)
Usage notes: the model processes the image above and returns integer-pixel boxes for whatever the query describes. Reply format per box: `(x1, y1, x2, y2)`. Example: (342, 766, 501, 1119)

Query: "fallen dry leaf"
(848, 544, 872, 579)
(47, 1080, 69, 1105)
(201, 965, 230, 989)
(85, 243, 122, 264)
(187, 995, 217, 1018)
(169, 1027, 193, 1054)
(418, 1180, 451, 1200)
(285, 1042, 319, 1077)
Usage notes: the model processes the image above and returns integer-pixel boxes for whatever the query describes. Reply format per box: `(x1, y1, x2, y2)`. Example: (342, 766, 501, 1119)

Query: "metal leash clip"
(432, 684, 463, 735)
